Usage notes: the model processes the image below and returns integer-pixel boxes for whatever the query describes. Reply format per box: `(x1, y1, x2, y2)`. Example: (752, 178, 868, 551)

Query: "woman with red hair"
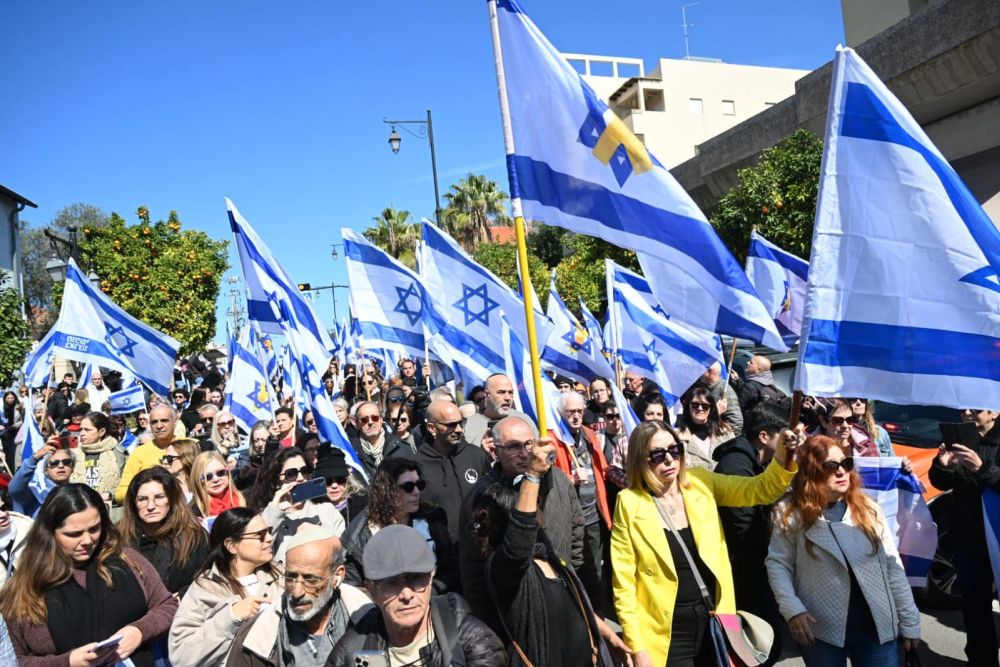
(766, 435, 920, 666)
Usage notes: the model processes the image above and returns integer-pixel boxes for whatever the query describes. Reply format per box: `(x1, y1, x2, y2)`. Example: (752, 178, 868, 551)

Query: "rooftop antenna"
(682, 2, 699, 59)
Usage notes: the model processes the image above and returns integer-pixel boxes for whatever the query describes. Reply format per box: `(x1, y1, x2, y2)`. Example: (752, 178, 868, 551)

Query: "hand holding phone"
(290, 477, 327, 504)
(57, 435, 79, 450)
(940, 421, 979, 451)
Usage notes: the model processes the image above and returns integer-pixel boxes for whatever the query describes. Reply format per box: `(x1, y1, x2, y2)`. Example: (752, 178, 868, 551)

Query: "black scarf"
(45, 556, 153, 667)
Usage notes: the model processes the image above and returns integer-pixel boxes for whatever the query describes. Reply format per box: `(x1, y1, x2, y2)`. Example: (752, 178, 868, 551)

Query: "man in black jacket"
(327, 525, 505, 667)
(713, 401, 788, 666)
(402, 400, 492, 548)
(930, 408, 1000, 667)
(350, 401, 408, 479)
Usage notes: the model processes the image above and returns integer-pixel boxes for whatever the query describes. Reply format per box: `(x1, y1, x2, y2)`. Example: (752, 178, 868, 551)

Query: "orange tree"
(73, 206, 228, 354)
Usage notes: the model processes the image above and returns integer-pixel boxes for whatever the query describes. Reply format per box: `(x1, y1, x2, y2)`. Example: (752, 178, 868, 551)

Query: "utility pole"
(226, 276, 245, 333)
(682, 3, 699, 60)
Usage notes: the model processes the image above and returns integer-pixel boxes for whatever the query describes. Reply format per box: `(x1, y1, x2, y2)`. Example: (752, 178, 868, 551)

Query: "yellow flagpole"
(488, 0, 547, 436)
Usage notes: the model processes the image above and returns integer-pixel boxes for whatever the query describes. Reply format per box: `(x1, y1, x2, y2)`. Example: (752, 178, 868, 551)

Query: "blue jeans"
(799, 634, 899, 667)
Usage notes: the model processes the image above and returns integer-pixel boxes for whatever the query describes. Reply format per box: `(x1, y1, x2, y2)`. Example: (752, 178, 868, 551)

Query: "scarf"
(70, 436, 122, 494)
(747, 369, 776, 387)
(278, 593, 349, 667)
(209, 489, 241, 517)
(359, 432, 386, 465)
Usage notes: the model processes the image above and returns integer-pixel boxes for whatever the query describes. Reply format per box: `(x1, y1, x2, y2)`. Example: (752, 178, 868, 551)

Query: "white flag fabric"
(541, 272, 615, 384)
(34, 260, 180, 397)
(225, 327, 279, 433)
(746, 231, 808, 347)
(502, 313, 572, 444)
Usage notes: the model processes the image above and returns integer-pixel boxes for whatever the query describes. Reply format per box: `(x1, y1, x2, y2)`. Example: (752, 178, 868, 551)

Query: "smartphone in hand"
(290, 477, 327, 504)
(940, 421, 980, 451)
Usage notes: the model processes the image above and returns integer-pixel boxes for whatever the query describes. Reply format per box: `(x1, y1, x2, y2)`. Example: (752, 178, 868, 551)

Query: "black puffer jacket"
(325, 593, 505, 667)
(930, 422, 1000, 550)
(129, 533, 211, 596)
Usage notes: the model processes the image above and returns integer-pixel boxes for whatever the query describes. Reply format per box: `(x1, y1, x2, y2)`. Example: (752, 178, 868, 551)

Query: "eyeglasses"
(47, 458, 74, 469)
(648, 444, 684, 465)
(282, 572, 332, 591)
(160, 454, 180, 465)
(304, 419, 316, 427)
(496, 439, 535, 453)
(373, 572, 431, 597)
(280, 466, 314, 483)
(563, 408, 585, 415)
(200, 468, 230, 482)
(217, 420, 236, 428)
(604, 413, 621, 420)
(689, 401, 713, 412)
(962, 408, 984, 415)
(397, 479, 427, 493)
(239, 527, 272, 542)
(136, 493, 169, 507)
(821, 457, 855, 475)
(326, 476, 348, 487)
(388, 395, 406, 403)
(358, 415, 381, 425)
(828, 416, 857, 426)
(848, 398, 866, 405)
(434, 419, 463, 430)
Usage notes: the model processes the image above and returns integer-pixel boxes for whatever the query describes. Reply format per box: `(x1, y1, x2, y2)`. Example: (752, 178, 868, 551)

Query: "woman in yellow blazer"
(611, 420, 798, 667)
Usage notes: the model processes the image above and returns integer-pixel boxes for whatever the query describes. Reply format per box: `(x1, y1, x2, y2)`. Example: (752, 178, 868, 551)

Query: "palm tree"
(364, 206, 419, 268)
(442, 174, 512, 251)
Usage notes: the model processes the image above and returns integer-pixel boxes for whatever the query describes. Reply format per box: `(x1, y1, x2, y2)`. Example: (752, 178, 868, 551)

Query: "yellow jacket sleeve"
(610, 494, 644, 653)
(707, 458, 796, 508)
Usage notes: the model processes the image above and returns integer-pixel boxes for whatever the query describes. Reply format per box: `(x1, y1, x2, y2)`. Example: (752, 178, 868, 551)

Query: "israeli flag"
(343, 229, 433, 359)
(226, 198, 336, 355)
(796, 47, 1000, 408)
(579, 299, 609, 364)
(856, 457, 938, 586)
(746, 231, 808, 347)
(108, 382, 145, 415)
(77, 363, 94, 390)
(982, 489, 1000, 592)
(492, 0, 786, 350)
(225, 327, 279, 433)
(119, 428, 138, 454)
(279, 344, 307, 416)
(21, 327, 57, 388)
(501, 313, 572, 444)
(31, 260, 180, 397)
(541, 271, 615, 384)
(608, 261, 724, 407)
(419, 221, 551, 383)
(610, 383, 640, 438)
(20, 398, 55, 506)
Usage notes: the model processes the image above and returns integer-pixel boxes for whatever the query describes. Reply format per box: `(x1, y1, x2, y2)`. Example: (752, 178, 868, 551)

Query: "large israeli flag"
(609, 261, 724, 407)
(795, 47, 1000, 409)
(21, 328, 57, 388)
(492, 0, 786, 350)
(541, 272, 615, 384)
(419, 221, 551, 383)
(28, 260, 180, 397)
(225, 327, 278, 433)
(746, 231, 808, 347)
(20, 398, 55, 506)
(343, 229, 432, 359)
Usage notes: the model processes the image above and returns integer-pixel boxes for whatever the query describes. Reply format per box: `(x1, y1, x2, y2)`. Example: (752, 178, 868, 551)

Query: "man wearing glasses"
(114, 404, 179, 503)
(226, 530, 373, 666)
(328, 524, 505, 666)
(350, 401, 407, 479)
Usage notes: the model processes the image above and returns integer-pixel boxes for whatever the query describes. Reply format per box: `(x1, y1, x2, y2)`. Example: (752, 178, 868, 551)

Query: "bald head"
(427, 399, 464, 451)
(747, 355, 772, 375)
(286, 534, 344, 573)
(484, 373, 515, 419)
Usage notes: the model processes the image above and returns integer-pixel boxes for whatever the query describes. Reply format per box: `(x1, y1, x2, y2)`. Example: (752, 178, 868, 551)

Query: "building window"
(689, 98, 703, 114)
(722, 100, 736, 115)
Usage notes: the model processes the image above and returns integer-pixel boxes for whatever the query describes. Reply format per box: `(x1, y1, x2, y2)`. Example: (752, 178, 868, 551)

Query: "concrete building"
(0, 184, 36, 296)
(564, 53, 808, 168)
(671, 0, 1000, 225)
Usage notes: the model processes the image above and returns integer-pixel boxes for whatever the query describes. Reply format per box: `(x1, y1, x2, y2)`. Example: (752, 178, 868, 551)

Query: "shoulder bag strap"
(652, 495, 715, 610)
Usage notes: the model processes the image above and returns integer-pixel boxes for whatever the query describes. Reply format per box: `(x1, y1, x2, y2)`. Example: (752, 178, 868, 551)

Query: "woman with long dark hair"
(767, 435, 920, 665)
(0, 484, 177, 666)
(69, 411, 125, 503)
(169, 507, 280, 666)
(675, 385, 734, 471)
(247, 447, 345, 561)
(341, 456, 456, 591)
(235, 420, 272, 490)
(118, 467, 210, 596)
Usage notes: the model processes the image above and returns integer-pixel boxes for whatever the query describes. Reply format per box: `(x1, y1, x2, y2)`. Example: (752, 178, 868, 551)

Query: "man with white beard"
(225, 530, 373, 666)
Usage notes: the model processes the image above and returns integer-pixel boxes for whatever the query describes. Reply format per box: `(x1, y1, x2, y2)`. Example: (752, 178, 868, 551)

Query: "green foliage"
(364, 207, 419, 269)
(442, 174, 511, 252)
(554, 233, 639, 318)
(0, 271, 31, 386)
(71, 206, 229, 355)
(710, 129, 823, 262)
(527, 224, 570, 268)
(472, 242, 549, 311)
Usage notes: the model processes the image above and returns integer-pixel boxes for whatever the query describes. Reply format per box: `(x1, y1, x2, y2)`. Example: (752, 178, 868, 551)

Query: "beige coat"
(169, 565, 282, 667)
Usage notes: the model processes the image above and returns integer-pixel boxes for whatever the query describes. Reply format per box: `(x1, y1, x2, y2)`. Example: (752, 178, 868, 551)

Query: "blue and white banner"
(344, 229, 433, 359)
(225, 327, 279, 433)
(77, 363, 94, 390)
(108, 382, 145, 415)
(21, 328, 56, 388)
(492, 0, 786, 350)
(856, 457, 938, 586)
(541, 271, 615, 384)
(579, 299, 608, 363)
(27, 260, 180, 396)
(795, 47, 1000, 409)
(119, 428, 138, 454)
(746, 231, 808, 347)
(20, 398, 55, 506)
(983, 489, 1000, 592)
(610, 383, 640, 438)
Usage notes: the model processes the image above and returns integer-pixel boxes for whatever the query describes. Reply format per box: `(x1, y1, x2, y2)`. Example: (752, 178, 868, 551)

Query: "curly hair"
(247, 447, 308, 512)
(367, 457, 422, 529)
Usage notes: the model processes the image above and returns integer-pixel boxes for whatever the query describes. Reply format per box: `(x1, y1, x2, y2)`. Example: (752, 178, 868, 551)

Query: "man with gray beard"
(226, 530, 373, 666)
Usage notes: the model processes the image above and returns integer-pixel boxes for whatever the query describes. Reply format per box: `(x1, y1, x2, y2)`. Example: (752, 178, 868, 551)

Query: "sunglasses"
(200, 468, 230, 482)
(240, 527, 272, 542)
(828, 416, 857, 426)
(358, 415, 381, 425)
(388, 396, 406, 403)
(434, 419, 463, 430)
(604, 413, 621, 420)
(689, 401, 713, 411)
(47, 458, 74, 469)
(821, 457, 855, 475)
(325, 476, 348, 487)
(217, 420, 236, 428)
(160, 454, 180, 465)
(304, 419, 316, 427)
(280, 466, 314, 483)
(647, 444, 684, 465)
(397, 480, 428, 493)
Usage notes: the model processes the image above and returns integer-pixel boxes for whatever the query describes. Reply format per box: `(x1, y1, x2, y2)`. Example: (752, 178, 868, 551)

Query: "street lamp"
(43, 225, 100, 288)
(330, 243, 344, 261)
(382, 109, 442, 226)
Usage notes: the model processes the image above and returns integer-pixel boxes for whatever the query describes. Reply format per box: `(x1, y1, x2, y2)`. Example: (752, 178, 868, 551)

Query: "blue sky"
(0, 0, 845, 345)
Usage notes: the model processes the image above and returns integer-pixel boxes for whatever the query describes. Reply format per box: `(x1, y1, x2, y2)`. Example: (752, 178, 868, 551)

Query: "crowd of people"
(0, 353, 992, 666)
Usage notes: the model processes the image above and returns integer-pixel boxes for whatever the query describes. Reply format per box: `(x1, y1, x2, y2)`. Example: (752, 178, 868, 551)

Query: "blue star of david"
(453, 283, 500, 327)
(561, 327, 592, 355)
(960, 266, 1000, 295)
(394, 283, 423, 326)
(644, 340, 661, 366)
(652, 303, 669, 318)
(247, 381, 270, 411)
(104, 323, 138, 357)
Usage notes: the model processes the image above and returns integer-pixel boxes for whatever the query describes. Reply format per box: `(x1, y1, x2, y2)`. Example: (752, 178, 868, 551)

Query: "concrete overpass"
(671, 0, 1000, 223)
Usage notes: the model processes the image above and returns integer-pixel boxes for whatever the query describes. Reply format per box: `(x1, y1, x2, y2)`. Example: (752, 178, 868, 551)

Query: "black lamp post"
(383, 109, 442, 226)
(43, 226, 99, 287)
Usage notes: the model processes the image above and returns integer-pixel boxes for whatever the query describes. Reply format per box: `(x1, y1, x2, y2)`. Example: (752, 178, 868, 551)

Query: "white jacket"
(766, 498, 920, 647)
(0, 511, 32, 585)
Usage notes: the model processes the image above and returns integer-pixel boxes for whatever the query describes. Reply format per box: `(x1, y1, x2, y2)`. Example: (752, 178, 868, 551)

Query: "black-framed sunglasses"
(240, 527, 272, 542)
(648, 444, 684, 465)
(47, 458, 74, 469)
(325, 476, 349, 487)
(604, 412, 621, 420)
(160, 454, 180, 465)
(828, 416, 858, 426)
(397, 479, 428, 493)
(821, 457, 855, 475)
(280, 466, 314, 483)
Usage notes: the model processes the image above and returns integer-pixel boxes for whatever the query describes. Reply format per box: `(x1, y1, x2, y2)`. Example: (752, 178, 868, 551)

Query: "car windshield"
(873, 401, 962, 447)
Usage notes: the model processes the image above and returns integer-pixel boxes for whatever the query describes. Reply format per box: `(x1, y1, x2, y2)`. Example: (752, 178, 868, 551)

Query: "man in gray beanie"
(326, 524, 505, 666)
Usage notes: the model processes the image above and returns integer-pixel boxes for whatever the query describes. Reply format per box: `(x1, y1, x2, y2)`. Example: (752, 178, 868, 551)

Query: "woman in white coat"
(766, 435, 920, 666)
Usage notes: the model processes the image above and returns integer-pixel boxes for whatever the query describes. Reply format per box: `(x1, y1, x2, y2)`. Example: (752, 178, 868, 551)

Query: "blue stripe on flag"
(801, 319, 1000, 379)
(899, 553, 933, 579)
(358, 322, 425, 350)
(857, 465, 923, 495)
(748, 236, 809, 281)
